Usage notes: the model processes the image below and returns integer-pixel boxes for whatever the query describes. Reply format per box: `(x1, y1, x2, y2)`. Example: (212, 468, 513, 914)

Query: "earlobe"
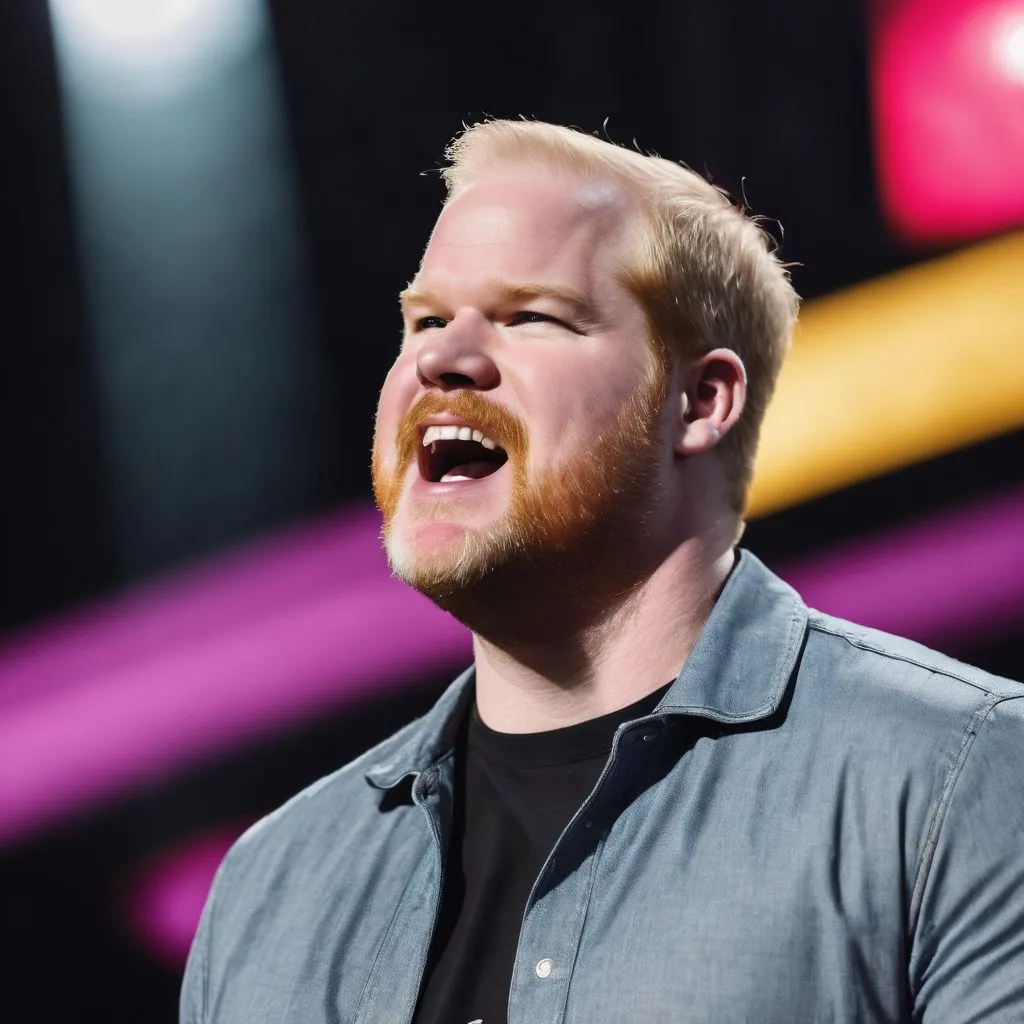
(674, 420, 722, 455)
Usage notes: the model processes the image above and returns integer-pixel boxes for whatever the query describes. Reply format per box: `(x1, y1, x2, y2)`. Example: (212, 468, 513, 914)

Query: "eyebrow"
(399, 281, 602, 327)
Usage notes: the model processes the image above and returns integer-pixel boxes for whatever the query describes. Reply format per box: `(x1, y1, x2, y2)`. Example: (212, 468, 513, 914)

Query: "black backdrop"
(1, 0, 1020, 1021)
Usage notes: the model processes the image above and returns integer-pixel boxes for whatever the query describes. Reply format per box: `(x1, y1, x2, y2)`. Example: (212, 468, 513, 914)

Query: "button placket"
(509, 823, 610, 1024)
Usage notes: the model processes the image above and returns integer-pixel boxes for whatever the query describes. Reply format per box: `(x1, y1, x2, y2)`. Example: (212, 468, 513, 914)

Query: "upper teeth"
(422, 424, 498, 450)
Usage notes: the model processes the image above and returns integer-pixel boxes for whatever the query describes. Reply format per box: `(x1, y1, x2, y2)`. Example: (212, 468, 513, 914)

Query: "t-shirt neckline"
(467, 681, 672, 770)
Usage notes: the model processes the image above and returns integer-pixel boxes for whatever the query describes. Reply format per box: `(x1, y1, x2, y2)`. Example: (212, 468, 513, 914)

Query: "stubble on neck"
(471, 539, 737, 732)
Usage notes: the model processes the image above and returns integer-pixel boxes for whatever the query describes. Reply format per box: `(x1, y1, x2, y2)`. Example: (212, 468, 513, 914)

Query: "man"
(182, 121, 1024, 1023)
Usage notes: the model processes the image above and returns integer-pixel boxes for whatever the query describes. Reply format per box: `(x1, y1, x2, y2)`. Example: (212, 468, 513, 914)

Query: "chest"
(209, 732, 916, 1024)
(504, 749, 910, 1024)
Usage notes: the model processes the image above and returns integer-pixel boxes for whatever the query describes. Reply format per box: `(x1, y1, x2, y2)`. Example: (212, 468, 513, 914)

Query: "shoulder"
(792, 608, 1024, 795)
(803, 607, 1023, 705)
(761, 604, 1024, 789)
(215, 713, 427, 885)
(180, 691, 467, 1022)
(201, 670, 471, 912)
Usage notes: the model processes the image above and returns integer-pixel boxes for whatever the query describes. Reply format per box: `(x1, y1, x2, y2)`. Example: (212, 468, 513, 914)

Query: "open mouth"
(418, 424, 509, 483)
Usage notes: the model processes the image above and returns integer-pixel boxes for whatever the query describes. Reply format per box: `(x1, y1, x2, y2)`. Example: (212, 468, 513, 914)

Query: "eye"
(508, 310, 561, 327)
(414, 316, 449, 331)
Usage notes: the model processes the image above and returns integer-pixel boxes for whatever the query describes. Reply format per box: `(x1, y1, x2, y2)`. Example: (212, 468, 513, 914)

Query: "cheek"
(545, 374, 650, 452)
(374, 360, 415, 463)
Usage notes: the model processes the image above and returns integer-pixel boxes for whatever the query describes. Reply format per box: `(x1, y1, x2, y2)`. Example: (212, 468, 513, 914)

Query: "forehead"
(413, 167, 636, 295)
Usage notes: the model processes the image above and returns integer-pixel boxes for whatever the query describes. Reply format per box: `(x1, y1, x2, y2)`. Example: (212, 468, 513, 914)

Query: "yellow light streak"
(748, 231, 1024, 517)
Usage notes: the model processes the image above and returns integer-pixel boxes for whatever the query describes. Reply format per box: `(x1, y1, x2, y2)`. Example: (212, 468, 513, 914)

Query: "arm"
(910, 695, 1024, 1022)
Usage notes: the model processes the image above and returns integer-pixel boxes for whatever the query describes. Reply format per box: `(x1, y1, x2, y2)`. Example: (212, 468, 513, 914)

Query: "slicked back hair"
(442, 119, 799, 514)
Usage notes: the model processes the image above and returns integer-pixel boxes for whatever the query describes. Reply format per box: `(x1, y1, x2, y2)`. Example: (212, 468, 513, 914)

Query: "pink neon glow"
(872, 0, 1024, 243)
(781, 485, 1024, 644)
(3, 489, 1024, 849)
(125, 823, 253, 969)
(122, 486, 1024, 969)
(0, 525, 472, 845)
(0, 506, 384, 712)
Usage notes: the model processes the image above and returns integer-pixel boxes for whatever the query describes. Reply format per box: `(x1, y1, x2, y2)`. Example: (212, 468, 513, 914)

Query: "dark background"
(1, 0, 1020, 1020)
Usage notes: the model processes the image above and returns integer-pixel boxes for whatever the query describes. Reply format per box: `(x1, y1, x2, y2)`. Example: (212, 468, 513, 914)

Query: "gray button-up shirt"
(181, 551, 1024, 1023)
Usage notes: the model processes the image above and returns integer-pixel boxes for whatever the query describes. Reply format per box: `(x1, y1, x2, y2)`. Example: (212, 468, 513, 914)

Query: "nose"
(415, 310, 500, 391)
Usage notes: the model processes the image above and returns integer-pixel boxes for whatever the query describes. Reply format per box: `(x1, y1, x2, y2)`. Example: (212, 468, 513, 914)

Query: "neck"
(471, 535, 736, 733)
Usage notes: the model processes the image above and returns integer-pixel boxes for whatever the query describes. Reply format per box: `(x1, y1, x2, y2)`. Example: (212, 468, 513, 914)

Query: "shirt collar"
(654, 549, 807, 723)
(365, 549, 807, 789)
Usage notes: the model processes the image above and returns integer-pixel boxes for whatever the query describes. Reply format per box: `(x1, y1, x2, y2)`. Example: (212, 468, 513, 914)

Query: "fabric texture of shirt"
(413, 683, 672, 1024)
(181, 550, 1024, 1024)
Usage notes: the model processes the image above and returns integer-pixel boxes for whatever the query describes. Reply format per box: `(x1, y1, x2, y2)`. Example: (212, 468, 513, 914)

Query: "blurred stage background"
(1, 0, 1022, 1019)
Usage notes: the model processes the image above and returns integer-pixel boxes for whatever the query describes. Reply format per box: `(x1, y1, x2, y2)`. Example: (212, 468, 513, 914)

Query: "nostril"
(438, 372, 476, 388)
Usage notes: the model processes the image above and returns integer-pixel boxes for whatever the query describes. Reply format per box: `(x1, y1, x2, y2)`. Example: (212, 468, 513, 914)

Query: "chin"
(384, 514, 508, 608)
(387, 518, 471, 578)
(395, 520, 472, 566)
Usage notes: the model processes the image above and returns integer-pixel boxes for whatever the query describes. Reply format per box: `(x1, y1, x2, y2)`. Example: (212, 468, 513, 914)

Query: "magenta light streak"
(125, 823, 253, 969)
(779, 485, 1024, 647)
(3, 488, 1024, 849)
(124, 485, 1024, 969)
(0, 506, 385, 712)
(0, 529, 472, 844)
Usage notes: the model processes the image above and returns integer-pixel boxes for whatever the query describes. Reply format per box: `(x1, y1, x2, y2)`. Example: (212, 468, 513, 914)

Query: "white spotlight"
(49, 0, 261, 96)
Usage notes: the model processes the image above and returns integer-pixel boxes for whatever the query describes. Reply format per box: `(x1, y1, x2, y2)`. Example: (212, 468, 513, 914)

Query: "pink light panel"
(872, 0, 1024, 243)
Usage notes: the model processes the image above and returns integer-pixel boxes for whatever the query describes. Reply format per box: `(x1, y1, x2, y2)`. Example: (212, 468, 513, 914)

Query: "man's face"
(372, 166, 669, 606)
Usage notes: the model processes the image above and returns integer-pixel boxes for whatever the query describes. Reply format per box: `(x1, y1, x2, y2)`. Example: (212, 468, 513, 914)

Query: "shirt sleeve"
(909, 694, 1024, 1022)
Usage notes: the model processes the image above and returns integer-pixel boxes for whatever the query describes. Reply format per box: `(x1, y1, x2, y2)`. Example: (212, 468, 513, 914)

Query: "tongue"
(440, 461, 501, 483)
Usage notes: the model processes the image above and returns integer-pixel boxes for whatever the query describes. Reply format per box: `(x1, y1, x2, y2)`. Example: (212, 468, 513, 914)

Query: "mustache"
(394, 391, 529, 473)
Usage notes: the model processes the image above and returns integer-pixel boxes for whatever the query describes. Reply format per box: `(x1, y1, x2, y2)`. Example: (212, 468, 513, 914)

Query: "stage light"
(48, 0, 326, 591)
(751, 232, 1024, 516)
(871, 0, 1024, 244)
(49, 0, 260, 95)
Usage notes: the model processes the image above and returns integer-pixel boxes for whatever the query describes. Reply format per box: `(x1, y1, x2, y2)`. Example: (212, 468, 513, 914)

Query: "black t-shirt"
(412, 683, 672, 1024)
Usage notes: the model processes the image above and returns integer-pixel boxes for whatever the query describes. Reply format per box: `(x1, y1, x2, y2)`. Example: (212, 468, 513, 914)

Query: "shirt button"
(535, 958, 554, 979)
(642, 731, 658, 743)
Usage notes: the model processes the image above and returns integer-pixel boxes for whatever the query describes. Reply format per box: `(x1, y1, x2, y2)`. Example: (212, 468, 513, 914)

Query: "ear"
(673, 348, 747, 456)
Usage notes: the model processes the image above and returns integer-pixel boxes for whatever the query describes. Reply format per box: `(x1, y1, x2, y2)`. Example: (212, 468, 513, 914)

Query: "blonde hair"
(442, 119, 799, 514)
